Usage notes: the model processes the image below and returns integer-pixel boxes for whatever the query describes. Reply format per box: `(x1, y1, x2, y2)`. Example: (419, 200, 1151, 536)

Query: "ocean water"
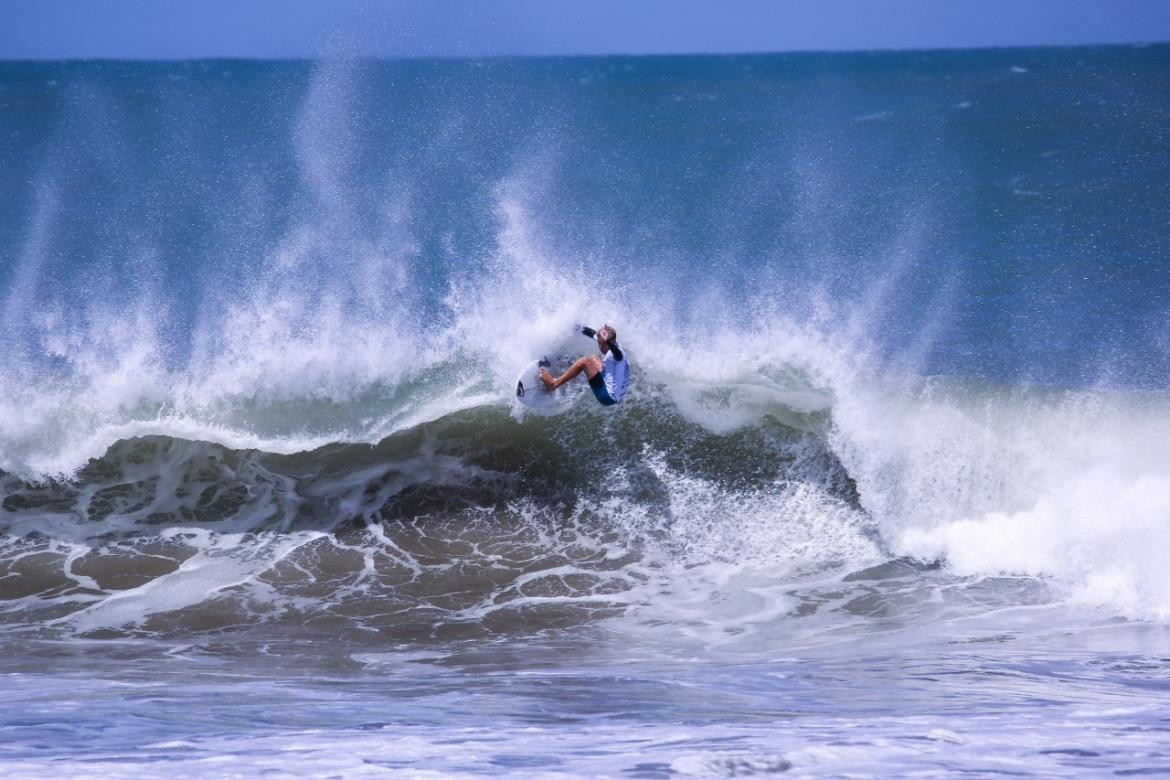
(1, 46, 1169, 777)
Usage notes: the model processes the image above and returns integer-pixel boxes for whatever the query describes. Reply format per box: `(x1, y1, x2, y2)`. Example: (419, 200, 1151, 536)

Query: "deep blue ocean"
(1, 46, 1169, 777)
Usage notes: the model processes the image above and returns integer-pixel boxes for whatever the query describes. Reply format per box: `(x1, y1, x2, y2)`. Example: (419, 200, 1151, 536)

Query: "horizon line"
(0, 39, 1166, 64)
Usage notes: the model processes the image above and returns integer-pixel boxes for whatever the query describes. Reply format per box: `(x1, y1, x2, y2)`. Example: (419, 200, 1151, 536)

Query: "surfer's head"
(597, 324, 617, 350)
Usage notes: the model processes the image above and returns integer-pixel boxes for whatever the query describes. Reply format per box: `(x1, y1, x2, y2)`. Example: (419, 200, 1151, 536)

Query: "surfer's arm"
(578, 325, 596, 338)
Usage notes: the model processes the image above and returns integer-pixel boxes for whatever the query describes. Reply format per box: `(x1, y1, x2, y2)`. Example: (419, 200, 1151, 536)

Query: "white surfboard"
(514, 357, 579, 415)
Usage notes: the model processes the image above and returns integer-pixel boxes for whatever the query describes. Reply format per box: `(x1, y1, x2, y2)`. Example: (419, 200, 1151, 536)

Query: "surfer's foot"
(539, 368, 556, 390)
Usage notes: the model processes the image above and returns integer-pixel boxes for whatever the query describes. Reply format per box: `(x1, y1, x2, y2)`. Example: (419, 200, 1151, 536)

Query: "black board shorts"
(588, 372, 617, 406)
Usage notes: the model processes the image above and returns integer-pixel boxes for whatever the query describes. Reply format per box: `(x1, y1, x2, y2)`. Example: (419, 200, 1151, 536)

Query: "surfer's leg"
(542, 355, 602, 389)
(581, 355, 602, 379)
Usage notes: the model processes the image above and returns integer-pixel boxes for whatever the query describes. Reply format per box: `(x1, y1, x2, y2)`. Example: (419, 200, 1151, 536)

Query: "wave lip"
(5, 349, 1170, 635)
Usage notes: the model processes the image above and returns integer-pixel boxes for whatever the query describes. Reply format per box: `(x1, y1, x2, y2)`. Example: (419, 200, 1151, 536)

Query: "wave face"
(1, 47, 1170, 652)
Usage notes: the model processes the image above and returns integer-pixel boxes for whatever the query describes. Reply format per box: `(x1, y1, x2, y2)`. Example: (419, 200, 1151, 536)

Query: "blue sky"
(2, 0, 1169, 59)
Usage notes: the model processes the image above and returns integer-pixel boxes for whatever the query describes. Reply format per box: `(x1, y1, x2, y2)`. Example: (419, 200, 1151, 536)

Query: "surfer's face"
(596, 334, 609, 352)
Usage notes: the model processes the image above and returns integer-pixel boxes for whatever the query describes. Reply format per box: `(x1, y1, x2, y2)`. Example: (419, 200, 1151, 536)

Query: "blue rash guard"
(588, 341, 629, 406)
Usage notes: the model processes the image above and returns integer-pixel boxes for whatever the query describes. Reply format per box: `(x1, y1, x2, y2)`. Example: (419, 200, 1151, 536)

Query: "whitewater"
(1, 47, 1169, 777)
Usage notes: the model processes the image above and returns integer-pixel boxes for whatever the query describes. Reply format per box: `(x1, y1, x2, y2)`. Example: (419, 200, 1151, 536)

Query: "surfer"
(540, 324, 630, 406)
